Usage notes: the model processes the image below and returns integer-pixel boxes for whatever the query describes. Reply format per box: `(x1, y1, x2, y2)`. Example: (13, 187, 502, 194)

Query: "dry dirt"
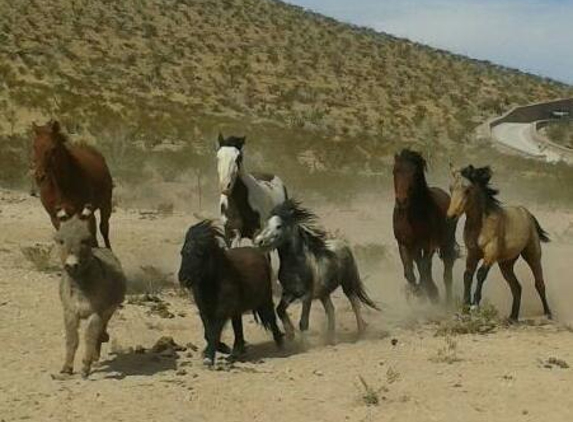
(1, 188, 573, 422)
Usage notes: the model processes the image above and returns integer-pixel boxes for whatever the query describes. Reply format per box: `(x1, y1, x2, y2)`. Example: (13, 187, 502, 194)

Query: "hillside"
(1, 0, 572, 196)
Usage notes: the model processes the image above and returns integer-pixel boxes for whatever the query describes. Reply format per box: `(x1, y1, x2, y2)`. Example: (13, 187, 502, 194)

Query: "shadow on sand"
(95, 351, 179, 379)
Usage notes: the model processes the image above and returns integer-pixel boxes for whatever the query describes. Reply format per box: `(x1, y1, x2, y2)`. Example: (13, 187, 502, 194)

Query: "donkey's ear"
(56, 207, 69, 222)
(50, 120, 61, 133)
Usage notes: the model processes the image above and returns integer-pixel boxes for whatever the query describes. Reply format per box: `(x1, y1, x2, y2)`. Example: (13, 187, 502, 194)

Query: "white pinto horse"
(216, 134, 288, 247)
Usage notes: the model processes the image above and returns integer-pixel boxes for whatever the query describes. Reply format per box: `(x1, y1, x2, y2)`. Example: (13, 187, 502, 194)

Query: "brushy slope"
(1, 0, 572, 201)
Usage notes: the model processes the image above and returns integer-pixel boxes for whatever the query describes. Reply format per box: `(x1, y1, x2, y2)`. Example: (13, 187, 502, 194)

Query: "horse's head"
(178, 220, 225, 288)
(32, 120, 66, 176)
(216, 133, 245, 196)
(54, 206, 94, 277)
(447, 164, 478, 219)
(393, 149, 427, 210)
(255, 199, 319, 251)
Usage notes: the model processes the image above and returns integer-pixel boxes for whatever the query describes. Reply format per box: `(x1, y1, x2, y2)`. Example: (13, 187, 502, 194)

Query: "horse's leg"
(463, 250, 481, 307)
(399, 244, 418, 295)
(472, 261, 494, 307)
(230, 315, 246, 359)
(82, 313, 105, 378)
(522, 246, 552, 318)
(60, 311, 80, 374)
(276, 294, 296, 341)
(87, 214, 99, 248)
(421, 251, 439, 302)
(442, 253, 455, 307)
(347, 294, 367, 336)
(199, 312, 231, 356)
(259, 302, 285, 348)
(299, 294, 313, 348)
(498, 259, 523, 322)
(320, 295, 336, 345)
(204, 319, 226, 366)
(99, 203, 112, 249)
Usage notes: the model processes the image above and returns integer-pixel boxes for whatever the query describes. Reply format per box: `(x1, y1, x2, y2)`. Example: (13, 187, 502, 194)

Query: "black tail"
(532, 215, 550, 243)
(342, 248, 380, 311)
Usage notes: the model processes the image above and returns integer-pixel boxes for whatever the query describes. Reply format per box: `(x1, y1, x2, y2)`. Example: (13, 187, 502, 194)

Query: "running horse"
(32, 120, 114, 248)
(216, 134, 288, 246)
(447, 165, 552, 321)
(392, 149, 458, 303)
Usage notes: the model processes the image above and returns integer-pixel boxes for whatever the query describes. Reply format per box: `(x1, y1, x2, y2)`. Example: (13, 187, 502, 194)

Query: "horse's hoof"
(60, 366, 73, 375)
(470, 304, 479, 312)
(216, 342, 232, 355)
(80, 368, 90, 379)
(203, 357, 215, 367)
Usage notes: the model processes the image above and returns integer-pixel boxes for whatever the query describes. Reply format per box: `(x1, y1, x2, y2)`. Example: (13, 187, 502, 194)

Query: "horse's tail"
(341, 246, 380, 311)
(532, 214, 550, 243)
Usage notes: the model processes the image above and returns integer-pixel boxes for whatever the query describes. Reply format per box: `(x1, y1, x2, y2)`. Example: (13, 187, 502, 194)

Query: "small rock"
(522, 410, 529, 415)
(186, 342, 199, 352)
(313, 370, 324, 376)
(151, 336, 186, 354)
(547, 357, 569, 369)
(391, 338, 398, 346)
(178, 312, 187, 317)
(176, 369, 187, 376)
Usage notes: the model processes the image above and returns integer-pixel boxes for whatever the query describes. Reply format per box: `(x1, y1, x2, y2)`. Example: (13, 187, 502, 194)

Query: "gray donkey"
(55, 206, 126, 378)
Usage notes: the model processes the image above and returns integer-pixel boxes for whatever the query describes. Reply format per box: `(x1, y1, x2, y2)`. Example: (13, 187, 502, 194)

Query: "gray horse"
(55, 207, 126, 378)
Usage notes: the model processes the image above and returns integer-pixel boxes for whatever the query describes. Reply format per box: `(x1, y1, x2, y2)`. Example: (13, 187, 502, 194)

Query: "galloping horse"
(393, 149, 458, 303)
(447, 165, 552, 321)
(255, 199, 379, 345)
(32, 120, 113, 248)
(216, 134, 288, 246)
(178, 220, 284, 365)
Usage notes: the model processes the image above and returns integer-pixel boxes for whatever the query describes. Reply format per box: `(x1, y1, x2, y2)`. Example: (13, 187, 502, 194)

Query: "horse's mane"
(396, 148, 427, 174)
(181, 220, 226, 289)
(461, 165, 502, 214)
(271, 199, 330, 255)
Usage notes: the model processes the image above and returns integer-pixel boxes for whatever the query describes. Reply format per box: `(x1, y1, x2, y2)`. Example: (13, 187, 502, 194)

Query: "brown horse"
(393, 149, 458, 304)
(32, 120, 113, 248)
(447, 165, 551, 321)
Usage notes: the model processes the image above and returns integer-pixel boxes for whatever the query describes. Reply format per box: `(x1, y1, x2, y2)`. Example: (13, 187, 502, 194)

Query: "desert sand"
(1, 188, 573, 422)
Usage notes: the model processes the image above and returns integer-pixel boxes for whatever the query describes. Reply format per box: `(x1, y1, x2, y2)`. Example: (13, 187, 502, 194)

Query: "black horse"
(178, 220, 284, 365)
(255, 200, 379, 345)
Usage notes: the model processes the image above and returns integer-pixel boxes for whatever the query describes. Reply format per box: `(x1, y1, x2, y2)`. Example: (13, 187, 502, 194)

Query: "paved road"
(491, 122, 561, 163)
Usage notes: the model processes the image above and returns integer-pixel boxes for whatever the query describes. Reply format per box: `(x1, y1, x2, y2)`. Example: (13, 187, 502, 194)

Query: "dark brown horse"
(32, 120, 113, 248)
(178, 220, 284, 365)
(393, 149, 458, 303)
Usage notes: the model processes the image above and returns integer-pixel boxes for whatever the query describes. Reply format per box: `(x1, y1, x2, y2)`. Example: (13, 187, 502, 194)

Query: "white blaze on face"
(216, 146, 240, 194)
(256, 215, 283, 247)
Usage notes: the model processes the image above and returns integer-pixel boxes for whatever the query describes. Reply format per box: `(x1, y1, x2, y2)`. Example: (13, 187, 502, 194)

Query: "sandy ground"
(2, 188, 573, 422)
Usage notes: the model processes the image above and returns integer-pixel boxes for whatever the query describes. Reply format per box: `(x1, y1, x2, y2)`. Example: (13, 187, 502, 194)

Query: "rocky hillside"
(1, 0, 572, 192)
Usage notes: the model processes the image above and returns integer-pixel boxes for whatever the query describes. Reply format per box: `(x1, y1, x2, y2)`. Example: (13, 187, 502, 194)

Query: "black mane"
(461, 165, 502, 214)
(396, 148, 427, 174)
(218, 134, 246, 149)
(271, 199, 330, 255)
(179, 220, 226, 290)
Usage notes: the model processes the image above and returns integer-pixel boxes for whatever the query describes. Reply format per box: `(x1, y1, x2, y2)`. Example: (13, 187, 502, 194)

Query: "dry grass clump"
(20, 243, 59, 272)
(435, 303, 504, 336)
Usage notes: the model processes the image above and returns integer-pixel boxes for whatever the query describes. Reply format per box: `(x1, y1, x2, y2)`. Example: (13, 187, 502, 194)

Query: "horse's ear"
(50, 120, 61, 133)
(217, 132, 224, 146)
(56, 207, 69, 222)
(237, 137, 246, 149)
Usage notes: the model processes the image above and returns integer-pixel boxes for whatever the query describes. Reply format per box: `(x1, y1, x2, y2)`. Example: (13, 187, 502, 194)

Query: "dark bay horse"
(255, 199, 379, 345)
(393, 149, 458, 303)
(216, 134, 288, 246)
(448, 165, 551, 321)
(178, 220, 284, 365)
(32, 120, 113, 248)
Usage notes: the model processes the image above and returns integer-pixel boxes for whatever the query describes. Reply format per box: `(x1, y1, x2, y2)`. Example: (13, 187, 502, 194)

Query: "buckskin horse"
(447, 165, 552, 321)
(32, 120, 114, 248)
